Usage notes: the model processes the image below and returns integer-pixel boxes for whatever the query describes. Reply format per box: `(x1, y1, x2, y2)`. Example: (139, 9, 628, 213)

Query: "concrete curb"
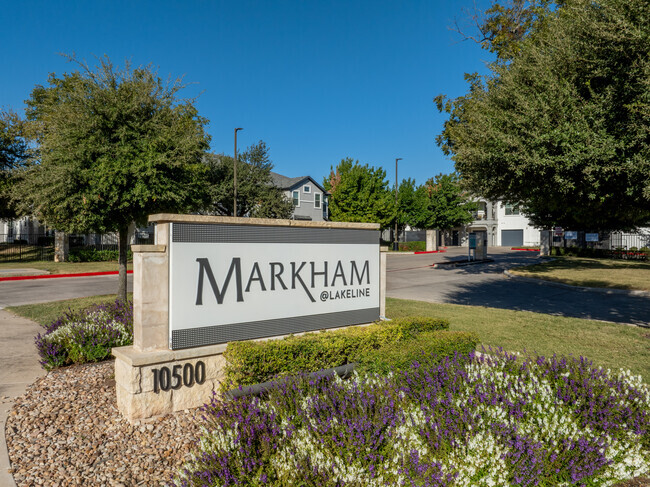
(0, 270, 133, 282)
(503, 270, 650, 297)
(0, 310, 46, 487)
(1, 399, 17, 487)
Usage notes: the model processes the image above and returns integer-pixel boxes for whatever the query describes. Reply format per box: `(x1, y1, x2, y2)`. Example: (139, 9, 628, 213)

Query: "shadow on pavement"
(430, 265, 650, 326)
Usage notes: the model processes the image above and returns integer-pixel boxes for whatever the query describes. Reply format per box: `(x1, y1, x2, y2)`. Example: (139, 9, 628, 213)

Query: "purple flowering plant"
(35, 299, 133, 370)
(174, 349, 649, 486)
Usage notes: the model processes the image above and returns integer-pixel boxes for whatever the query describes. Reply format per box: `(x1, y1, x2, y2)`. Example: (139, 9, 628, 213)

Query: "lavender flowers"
(35, 299, 133, 370)
(175, 350, 650, 486)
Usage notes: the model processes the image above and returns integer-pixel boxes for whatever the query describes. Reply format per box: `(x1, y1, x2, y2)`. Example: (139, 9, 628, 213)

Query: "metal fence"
(550, 231, 650, 260)
(608, 232, 650, 250)
(0, 231, 155, 262)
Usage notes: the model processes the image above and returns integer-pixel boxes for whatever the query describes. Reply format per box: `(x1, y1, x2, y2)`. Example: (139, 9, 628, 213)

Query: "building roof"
(269, 172, 329, 194)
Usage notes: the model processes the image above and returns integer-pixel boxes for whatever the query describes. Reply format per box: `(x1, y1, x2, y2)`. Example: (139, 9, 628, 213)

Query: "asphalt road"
(387, 247, 650, 327)
(0, 274, 133, 308)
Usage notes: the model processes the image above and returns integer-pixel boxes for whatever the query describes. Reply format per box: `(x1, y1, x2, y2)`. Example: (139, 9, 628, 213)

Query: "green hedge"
(398, 241, 426, 252)
(222, 316, 450, 390)
(356, 330, 480, 374)
(68, 248, 133, 262)
(550, 246, 649, 260)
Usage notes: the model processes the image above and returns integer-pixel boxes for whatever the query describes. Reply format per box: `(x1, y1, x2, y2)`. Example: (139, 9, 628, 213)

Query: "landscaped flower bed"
(175, 350, 650, 486)
(35, 299, 133, 370)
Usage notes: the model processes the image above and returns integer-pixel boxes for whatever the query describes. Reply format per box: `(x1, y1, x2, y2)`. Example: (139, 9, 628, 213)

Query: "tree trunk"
(117, 225, 129, 303)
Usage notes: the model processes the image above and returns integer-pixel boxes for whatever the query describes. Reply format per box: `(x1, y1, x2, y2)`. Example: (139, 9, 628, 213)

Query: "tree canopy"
(413, 174, 477, 231)
(323, 158, 395, 229)
(0, 109, 30, 218)
(394, 178, 424, 235)
(454, 0, 561, 61)
(437, 0, 650, 232)
(18, 55, 211, 300)
(203, 140, 293, 219)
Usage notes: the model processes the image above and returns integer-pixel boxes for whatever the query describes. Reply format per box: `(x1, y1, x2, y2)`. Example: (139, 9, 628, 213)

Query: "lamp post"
(394, 157, 402, 251)
(233, 127, 243, 216)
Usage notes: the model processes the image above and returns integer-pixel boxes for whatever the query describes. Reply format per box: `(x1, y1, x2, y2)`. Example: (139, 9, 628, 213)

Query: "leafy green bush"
(68, 248, 133, 262)
(550, 246, 649, 260)
(356, 330, 480, 374)
(222, 316, 449, 389)
(398, 241, 426, 252)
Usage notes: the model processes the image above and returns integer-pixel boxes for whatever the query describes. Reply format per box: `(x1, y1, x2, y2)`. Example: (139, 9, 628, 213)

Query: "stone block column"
(540, 230, 551, 256)
(54, 231, 68, 262)
(425, 229, 438, 252)
(131, 243, 168, 351)
(380, 247, 387, 319)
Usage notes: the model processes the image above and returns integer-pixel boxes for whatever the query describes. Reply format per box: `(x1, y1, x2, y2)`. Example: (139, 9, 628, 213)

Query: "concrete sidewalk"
(0, 309, 45, 487)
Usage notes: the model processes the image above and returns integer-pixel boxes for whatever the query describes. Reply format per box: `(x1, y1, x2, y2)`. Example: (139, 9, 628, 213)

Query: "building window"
(303, 185, 311, 193)
(292, 191, 300, 207)
(504, 202, 520, 215)
(314, 193, 321, 209)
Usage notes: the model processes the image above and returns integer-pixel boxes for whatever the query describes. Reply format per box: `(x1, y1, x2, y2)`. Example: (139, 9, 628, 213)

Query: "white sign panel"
(168, 223, 380, 349)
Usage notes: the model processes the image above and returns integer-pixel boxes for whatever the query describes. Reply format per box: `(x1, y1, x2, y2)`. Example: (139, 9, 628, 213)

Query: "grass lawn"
(509, 256, 650, 291)
(0, 261, 132, 276)
(387, 297, 650, 381)
(7, 293, 132, 326)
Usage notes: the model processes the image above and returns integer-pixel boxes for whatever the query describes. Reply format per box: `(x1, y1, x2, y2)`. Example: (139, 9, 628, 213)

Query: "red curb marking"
(414, 250, 447, 254)
(511, 248, 540, 251)
(0, 270, 133, 282)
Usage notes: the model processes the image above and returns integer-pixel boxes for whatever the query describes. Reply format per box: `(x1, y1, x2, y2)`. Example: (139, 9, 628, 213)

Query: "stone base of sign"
(112, 343, 226, 422)
(113, 318, 387, 421)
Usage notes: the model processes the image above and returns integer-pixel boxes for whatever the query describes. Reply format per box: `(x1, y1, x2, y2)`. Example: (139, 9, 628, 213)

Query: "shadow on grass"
(425, 265, 650, 326)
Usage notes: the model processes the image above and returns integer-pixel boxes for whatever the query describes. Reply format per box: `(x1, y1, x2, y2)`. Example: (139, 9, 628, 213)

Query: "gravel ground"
(5, 360, 202, 486)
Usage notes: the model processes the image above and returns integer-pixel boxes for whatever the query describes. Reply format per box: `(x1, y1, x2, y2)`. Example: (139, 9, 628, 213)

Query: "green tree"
(454, 0, 561, 61)
(414, 174, 476, 231)
(203, 140, 293, 219)
(394, 178, 427, 236)
(437, 0, 650, 232)
(323, 158, 394, 228)
(18, 55, 211, 301)
(0, 109, 30, 218)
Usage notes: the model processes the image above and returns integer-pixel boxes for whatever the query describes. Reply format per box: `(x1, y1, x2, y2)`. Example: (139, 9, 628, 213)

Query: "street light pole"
(234, 127, 243, 217)
(394, 157, 402, 251)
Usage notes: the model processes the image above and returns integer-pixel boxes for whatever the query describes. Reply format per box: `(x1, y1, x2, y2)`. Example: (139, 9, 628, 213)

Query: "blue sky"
(1, 0, 493, 187)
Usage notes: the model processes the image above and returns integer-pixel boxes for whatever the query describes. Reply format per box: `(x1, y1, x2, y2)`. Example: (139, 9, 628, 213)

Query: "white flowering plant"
(175, 349, 650, 486)
(35, 300, 133, 370)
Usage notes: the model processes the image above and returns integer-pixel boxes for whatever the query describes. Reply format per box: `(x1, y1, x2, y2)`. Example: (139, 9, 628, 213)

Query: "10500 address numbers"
(152, 361, 206, 393)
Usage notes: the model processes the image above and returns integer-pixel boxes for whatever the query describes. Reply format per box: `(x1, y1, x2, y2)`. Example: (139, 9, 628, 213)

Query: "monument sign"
(113, 214, 384, 420)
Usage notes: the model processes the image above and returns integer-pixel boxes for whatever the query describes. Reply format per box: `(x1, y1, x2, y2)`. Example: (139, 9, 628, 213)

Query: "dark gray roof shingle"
(269, 171, 329, 194)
